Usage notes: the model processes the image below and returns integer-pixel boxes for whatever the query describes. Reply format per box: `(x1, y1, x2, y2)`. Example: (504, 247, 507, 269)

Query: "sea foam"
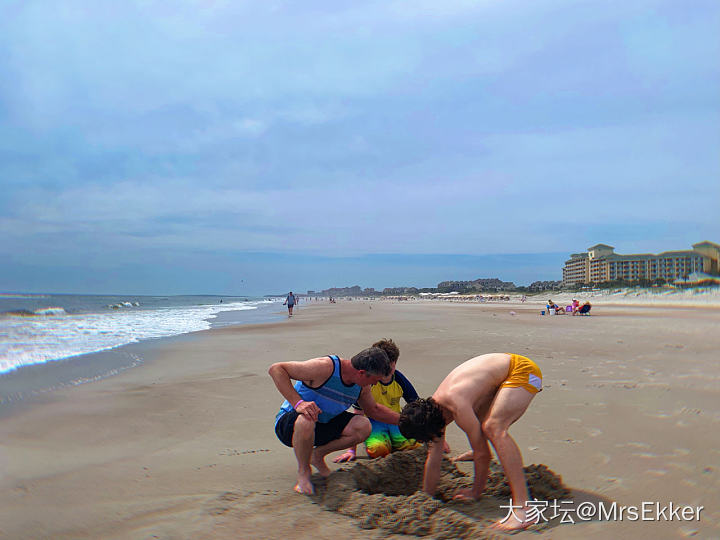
(0, 299, 275, 375)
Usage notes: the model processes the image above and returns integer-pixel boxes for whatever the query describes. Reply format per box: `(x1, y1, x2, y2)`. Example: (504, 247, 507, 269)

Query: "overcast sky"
(1, 0, 718, 295)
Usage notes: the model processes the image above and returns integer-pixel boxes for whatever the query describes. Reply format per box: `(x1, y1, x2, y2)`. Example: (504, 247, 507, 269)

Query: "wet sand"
(0, 300, 718, 539)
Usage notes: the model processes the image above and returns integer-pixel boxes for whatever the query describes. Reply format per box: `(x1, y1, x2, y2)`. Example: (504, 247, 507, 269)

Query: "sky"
(1, 0, 718, 295)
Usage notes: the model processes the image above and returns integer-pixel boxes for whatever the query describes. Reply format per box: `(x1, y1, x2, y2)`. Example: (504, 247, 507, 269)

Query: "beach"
(1, 300, 718, 539)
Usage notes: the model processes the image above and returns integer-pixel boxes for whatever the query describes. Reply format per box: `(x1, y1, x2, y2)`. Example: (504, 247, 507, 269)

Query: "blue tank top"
(275, 355, 361, 424)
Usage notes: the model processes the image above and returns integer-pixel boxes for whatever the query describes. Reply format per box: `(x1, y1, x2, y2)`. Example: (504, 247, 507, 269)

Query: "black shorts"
(274, 410, 355, 447)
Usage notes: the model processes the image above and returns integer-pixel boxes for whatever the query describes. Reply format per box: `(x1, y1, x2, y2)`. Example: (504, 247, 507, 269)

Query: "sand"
(311, 447, 569, 538)
(0, 300, 718, 539)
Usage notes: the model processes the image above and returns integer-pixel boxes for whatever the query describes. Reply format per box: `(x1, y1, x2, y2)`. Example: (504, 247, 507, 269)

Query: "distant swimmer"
(269, 348, 399, 494)
(284, 292, 296, 317)
(399, 353, 542, 532)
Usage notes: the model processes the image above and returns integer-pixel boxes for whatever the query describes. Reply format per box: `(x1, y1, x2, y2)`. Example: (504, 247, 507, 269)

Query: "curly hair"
(371, 338, 399, 363)
(398, 397, 446, 442)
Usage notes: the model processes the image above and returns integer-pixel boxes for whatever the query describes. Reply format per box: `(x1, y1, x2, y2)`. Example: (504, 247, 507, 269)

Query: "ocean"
(0, 293, 283, 406)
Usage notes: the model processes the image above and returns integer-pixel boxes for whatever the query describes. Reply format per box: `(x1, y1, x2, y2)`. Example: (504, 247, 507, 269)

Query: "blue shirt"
(275, 355, 361, 424)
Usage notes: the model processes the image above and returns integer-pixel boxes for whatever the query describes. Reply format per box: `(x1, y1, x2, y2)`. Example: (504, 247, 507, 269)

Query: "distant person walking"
(284, 292, 297, 317)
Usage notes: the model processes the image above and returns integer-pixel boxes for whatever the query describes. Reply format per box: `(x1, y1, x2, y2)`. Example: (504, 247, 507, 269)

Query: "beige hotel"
(562, 241, 720, 287)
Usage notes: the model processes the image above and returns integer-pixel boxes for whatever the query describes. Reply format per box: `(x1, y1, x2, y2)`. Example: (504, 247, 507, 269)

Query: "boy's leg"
(364, 419, 392, 458)
(481, 386, 536, 531)
(388, 423, 420, 452)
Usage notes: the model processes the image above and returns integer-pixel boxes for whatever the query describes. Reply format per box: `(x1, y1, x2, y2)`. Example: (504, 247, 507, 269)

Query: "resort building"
(562, 241, 720, 287)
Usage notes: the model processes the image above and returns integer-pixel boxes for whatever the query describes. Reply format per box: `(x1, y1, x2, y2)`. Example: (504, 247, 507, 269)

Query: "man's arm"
(453, 406, 491, 499)
(357, 387, 400, 424)
(423, 434, 446, 496)
(267, 357, 332, 421)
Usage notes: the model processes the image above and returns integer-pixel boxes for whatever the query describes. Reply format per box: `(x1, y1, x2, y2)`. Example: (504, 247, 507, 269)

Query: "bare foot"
(452, 487, 479, 501)
(294, 476, 314, 495)
(311, 452, 332, 477)
(451, 450, 474, 462)
(491, 507, 538, 532)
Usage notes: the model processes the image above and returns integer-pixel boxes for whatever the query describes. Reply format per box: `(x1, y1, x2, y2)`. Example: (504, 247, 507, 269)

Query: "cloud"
(0, 0, 718, 292)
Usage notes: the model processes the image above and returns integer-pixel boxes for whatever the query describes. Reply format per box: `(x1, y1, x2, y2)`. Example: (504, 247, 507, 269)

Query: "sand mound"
(311, 447, 569, 538)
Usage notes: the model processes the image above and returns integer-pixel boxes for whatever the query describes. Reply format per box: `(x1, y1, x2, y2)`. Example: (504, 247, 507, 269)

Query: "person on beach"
(398, 353, 542, 532)
(269, 347, 400, 494)
(575, 301, 592, 315)
(333, 338, 421, 463)
(283, 292, 296, 317)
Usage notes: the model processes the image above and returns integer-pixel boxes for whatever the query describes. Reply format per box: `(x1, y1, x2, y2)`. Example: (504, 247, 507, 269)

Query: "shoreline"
(0, 305, 291, 414)
(1, 300, 718, 539)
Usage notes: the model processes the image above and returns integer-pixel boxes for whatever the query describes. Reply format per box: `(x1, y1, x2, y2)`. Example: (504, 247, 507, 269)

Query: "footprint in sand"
(631, 452, 659, 459)
(595, 453, 611, 465)
(676, 407, 702, 416)
(645, 469, 668, 476)
(585, 427, 602, 437)
(597, 476, 627, 490)
(623, 441, 651, 449)
(668, 462, 694, 474)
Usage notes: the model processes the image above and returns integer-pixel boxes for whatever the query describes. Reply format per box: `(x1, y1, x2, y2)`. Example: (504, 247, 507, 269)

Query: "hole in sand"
(309, 447, 574, 538)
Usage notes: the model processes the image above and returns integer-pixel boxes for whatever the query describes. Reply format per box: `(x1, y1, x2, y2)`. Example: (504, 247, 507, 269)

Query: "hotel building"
(562, 241, 720, 287)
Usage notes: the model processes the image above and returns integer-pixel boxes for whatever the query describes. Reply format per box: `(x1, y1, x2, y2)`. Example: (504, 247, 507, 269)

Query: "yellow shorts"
(501, 354, 543, 394)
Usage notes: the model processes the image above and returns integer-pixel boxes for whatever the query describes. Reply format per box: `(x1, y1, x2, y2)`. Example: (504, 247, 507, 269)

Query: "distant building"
(437, 278, 516, 292)
(562, 241, 720, 287)
(383, 287, 419, 295)
(528, 280, 562, 292)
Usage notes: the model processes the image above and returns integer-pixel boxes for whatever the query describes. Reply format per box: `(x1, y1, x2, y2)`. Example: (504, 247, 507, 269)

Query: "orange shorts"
(501, 354, 543, 394)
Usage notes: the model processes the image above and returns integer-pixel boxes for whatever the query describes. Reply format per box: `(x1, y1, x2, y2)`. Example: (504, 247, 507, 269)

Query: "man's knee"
(346, 416, 372, 441)
(293, 415, 316, 438)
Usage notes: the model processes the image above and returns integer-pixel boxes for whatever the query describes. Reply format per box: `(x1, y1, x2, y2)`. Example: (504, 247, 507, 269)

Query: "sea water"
(0, 293, 282, 374)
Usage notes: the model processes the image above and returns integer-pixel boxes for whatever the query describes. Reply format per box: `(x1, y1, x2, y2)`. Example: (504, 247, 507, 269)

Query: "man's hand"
(332, 449, 356, 463)
(443, 440, 451, 454)
(296, 400, 321, 422)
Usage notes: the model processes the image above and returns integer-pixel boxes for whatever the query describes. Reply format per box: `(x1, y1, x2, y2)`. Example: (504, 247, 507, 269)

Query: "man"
(283, 292, 296, 317)
(398, 353, 542, 532)
(269, 347, 400, 494)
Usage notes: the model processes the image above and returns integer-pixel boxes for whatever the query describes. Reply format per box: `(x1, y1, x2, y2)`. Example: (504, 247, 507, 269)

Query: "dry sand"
(0, 300, 718, 539)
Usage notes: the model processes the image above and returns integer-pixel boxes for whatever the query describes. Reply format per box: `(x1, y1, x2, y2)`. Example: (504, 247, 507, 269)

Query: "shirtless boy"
(269, 347, 400, 494)
(398, 353, 542, 532)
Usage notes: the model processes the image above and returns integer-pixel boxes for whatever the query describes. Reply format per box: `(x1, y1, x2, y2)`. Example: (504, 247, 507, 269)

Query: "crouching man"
(399, 353, 542, 532)
(269, 347, 400, 494)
